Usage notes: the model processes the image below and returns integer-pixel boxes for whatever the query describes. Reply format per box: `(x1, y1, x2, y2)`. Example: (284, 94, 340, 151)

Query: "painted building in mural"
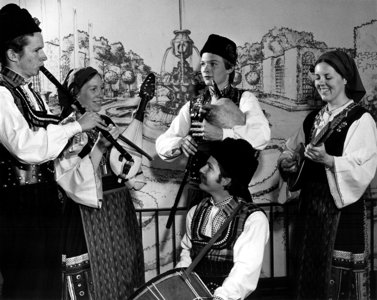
(355, 19, 377, 119)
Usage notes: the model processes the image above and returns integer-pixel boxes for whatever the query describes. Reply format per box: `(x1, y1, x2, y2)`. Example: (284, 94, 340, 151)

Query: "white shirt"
(0, 85, 81, 164)
(281, 101, 377, 208)
(54, 127, 103, 208)
(176, 203, 269, 300)
(156, 91, 271, 161)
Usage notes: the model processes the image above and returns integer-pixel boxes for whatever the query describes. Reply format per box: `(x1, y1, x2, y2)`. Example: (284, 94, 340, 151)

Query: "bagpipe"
(40, 66, 154, 188)
(166, 81, 245, 228)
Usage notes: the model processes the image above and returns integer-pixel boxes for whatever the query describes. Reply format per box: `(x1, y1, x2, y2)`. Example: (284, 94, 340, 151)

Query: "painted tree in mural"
(104, 70, 119, 97)
(261, 27, 327, 57)
(60, 31, 90, 78)
(94, 37, 111, 75)
(82, 36, 152, 98)
(238, 27, 327, 65)
(122, 69, 136, 96)
(61, 34, 74, 79)
(78, 30, 89, 59)
(95, 38, 116, 96)
(238, 42, 264, 66)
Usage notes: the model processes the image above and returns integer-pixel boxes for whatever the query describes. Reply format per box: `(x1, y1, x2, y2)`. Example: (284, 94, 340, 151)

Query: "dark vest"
(0, 74, 61, 188)
(302, 104, 367, 185)
(190, 197, 264, 291)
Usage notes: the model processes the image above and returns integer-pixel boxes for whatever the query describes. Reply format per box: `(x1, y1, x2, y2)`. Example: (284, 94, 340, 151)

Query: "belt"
(0, 160, 55, 188)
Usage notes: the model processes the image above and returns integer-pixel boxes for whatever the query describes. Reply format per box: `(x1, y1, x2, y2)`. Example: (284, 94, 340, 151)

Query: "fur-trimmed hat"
(210, 138, 259, 187)
(0, 4, 41, 45)
(200, 34, 238, 65)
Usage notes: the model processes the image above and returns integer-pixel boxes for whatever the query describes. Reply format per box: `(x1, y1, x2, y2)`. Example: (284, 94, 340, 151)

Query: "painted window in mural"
(274, 57, 284, 95)
(302, 51, 315, 101)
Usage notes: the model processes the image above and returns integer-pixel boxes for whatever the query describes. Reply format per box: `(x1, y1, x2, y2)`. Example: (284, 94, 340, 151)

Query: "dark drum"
(129, 268, 212, 300)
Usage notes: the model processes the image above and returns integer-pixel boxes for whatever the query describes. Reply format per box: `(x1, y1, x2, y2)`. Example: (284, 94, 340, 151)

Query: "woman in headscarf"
(55, 67, 145, 299)
(278, 50, 377, 299)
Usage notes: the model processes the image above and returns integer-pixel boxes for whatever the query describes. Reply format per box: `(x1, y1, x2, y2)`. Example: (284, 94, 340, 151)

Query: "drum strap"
(185, 202, 245, 275)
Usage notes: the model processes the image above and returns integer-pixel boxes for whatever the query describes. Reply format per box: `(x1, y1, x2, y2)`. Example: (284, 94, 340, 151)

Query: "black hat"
(200, 34, 238, 65)
(0, 4, 41, 44)
(315, 50, 366, 102)
(210, 138, 259, 187)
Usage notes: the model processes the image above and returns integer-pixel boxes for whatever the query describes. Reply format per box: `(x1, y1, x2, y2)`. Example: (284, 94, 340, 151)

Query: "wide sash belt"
(0, 159, 55, 188)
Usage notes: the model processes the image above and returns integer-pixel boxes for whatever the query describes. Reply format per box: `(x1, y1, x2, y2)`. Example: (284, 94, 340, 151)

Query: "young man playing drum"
(176, 138, 269, 300)
(155, 34, 270, 207)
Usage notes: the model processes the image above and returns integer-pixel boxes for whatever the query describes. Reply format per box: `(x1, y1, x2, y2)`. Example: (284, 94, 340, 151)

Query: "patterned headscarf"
(315, 50, 366, 102)
(58, 67, 99, 117)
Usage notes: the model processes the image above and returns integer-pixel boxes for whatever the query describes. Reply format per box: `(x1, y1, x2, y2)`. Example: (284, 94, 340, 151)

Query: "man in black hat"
(157, 33, 270, 158)
(176, 138, 269, 300)
(156, 33, 270, 207)
(0, 4, 106, 299)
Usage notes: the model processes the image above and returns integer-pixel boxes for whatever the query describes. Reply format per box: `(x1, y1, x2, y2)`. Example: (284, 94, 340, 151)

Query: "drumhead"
(129, 268, 212, 300)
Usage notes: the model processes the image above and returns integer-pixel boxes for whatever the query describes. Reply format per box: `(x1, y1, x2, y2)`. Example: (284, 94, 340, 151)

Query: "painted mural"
(4, 0, 377, 282)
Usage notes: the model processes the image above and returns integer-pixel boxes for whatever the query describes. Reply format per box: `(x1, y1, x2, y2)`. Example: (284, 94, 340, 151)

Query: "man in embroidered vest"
(176, 138, 269, 300)
(0, 4, 107, 299)
(156, 33, 271, 207)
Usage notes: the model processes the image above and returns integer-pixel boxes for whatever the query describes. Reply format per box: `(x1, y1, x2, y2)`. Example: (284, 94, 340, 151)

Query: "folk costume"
(279, 51, 377, 300)
(155, 34, 270, 159)
(176, 139, 269, 300)
(177, 198, 269, 299)
(156, 34, 270, 208)
(56, 68, 144, 300)
(0, 5, 84, 299)
(155, 85, 270, 160)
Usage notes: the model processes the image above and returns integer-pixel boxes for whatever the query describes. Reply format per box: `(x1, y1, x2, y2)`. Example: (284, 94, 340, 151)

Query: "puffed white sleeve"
(155, 102, 192, 161)
(176, 205, 197, 268)
(222, 91, 271, 150)
(55, 133, 103, 208)
(0, 87, 82, 164)
(326, 112, 377, 208)
(214, 211, 270, 300)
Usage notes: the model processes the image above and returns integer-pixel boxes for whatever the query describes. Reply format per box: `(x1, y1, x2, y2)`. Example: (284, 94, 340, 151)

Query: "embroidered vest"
(190, 197, 264, 290)
(0, 74, 61, 188)
(302, 104, 367, 184)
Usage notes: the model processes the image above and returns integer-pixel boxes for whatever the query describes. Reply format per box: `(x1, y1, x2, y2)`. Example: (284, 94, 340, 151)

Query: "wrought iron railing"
(135, 198, 376, 296)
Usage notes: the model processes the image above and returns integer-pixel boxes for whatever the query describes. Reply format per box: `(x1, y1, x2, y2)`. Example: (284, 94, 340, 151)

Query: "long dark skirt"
(61, 196, 93, 300)
(62, 187, 145, 300)
(291, 181, 368, 300)
(0, 183, 62, 300)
